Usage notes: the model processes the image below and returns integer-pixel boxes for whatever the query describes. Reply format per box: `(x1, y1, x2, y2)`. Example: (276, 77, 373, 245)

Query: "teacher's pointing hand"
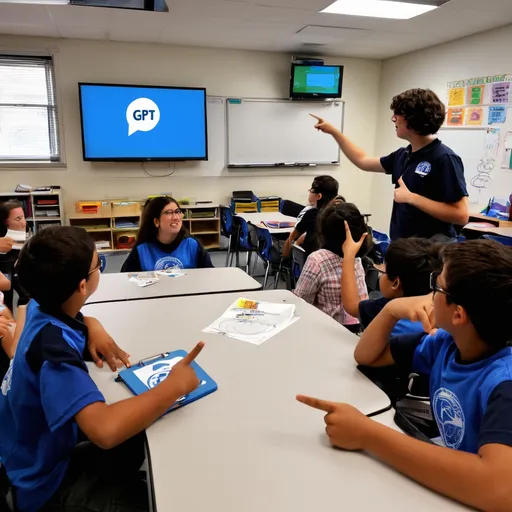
(310, 114, 337, 135)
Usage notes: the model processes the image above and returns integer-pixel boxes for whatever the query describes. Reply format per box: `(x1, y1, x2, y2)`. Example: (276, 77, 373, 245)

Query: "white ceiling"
(0, 0, 512, 59)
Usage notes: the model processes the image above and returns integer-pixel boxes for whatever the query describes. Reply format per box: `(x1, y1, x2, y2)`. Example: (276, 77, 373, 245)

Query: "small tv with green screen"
(290, 64, 343, 100)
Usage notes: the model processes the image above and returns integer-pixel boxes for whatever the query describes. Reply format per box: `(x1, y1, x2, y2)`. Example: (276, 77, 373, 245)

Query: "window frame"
(0, 51, 66, 169)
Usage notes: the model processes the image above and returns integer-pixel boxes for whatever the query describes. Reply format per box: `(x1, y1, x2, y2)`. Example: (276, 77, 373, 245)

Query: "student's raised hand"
(297, 395, 370, 451)
(310, 114, 336, 135)
(0, 237, 14, 254)
(165, 342, 204, 398)
(342, 220, 368, 258)
(386, 294, 435, 333)
(394, 177, 413, 204)
(85, 316, 131, 371)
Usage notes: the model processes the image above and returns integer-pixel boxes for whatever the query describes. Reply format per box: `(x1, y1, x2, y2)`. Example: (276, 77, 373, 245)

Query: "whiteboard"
(440, 126, 512, 205)
(227, 99, 343, 167)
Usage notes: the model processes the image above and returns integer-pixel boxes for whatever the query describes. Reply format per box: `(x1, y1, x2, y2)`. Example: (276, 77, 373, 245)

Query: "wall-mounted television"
(78, 83, 207, 161)
(290, 65, 343, 100)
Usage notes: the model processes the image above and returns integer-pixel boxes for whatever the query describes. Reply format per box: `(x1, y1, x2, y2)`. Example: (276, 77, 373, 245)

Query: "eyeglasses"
(88, 260, 101, 276)
(430, 271, 452, 298)
(162, 209, 184, 218)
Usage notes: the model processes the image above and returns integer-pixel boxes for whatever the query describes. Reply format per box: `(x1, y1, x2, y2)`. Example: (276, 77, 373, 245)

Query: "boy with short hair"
(283, 175, 339, 257)
(341, 233, 443, 335)
(298, 240, 512, 511)
(0, 226, 204, 512)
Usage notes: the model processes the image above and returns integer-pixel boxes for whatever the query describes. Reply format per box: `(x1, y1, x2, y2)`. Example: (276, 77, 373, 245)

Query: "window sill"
(0, 162, 67, 169)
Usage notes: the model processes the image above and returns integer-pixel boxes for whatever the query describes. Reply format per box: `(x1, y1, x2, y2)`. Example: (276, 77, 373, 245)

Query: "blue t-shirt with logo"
(390, 329, 512, 453)
(121, 233, 214, 272)
(359, 297, 425, 336)
(380, 139, 468, 240)
(0, 300, 104, 511)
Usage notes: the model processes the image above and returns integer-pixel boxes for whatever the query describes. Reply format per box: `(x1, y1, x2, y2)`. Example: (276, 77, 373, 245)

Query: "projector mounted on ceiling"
(69, 0, 168, 11)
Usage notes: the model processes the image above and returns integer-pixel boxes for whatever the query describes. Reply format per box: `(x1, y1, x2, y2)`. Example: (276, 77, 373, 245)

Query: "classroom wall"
(370, 23, 512, 234)
(0, 35, 381, 215)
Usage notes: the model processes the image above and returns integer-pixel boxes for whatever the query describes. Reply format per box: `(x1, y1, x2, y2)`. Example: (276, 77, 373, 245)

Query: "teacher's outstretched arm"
(311, 114, 385, 174)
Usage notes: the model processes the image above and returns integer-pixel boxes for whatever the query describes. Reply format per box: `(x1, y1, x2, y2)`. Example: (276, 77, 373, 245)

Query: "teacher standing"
(312, 88, 469, 241)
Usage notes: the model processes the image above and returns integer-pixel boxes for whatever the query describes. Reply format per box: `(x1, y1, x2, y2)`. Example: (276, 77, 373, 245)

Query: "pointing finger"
(296, 395, 336, 413)
(182, 342, 205, 366)
(309, 113, 322, 122)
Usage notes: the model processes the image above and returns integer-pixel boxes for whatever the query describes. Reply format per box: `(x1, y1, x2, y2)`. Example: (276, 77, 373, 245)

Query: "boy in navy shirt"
(341, 232, 442, 335)
(298, 240, 512, 510)
(312, 89, 469, 240)
(0, 226, 205, 512)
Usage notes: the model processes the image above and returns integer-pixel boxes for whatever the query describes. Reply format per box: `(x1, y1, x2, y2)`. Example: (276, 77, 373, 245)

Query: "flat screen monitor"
(78, 83, 208, 161)
(290, 65, 343, 99)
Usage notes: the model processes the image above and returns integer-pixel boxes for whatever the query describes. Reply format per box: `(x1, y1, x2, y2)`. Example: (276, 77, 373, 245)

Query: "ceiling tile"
(47, 4, 111, 29)
(0, 3, 54, 25)
(295, 25, 368, 44)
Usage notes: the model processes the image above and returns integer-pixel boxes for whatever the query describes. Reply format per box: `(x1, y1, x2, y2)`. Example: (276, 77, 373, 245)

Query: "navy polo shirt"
(380, 139, 468, 240)
(0, 300, 104, 511)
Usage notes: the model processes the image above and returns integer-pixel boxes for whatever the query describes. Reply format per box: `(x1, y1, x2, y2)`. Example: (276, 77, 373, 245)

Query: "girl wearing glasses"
(121, 196, 213, 272)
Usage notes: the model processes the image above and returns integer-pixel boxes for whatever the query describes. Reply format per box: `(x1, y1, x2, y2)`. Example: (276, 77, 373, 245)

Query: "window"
(0, 55, 61, 164)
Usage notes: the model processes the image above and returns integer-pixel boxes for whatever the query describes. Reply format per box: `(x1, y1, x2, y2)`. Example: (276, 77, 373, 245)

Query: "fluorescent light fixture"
(321, 0, 437, 20)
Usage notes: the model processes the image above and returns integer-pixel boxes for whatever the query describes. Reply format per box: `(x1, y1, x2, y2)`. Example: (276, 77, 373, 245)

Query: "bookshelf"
(68, 200, 221, 252)
(0, 189, 64, 233)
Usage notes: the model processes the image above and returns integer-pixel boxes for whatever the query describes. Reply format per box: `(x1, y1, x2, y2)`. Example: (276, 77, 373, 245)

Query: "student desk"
(236, 212, 297, 235)
(462, 224, 512, 239)
(86, 291, 459, 512)
(85, 292, 467, 512)
(86, 267, 261, 305)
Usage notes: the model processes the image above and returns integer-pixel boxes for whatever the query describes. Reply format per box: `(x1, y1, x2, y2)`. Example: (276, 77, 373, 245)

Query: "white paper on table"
(128, 272, 159, 288)
(6, 229, 26, 243)
(203, 298, 298, 345)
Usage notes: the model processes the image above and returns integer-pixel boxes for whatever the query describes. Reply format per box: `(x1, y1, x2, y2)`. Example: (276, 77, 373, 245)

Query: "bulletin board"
(444, 74, 512, 205)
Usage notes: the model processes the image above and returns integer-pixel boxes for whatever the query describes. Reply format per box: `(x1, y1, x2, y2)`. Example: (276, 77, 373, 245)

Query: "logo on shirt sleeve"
(415, 161, 432, 177)
(432, 387, 465, 449)
(1, 361, 13, 396)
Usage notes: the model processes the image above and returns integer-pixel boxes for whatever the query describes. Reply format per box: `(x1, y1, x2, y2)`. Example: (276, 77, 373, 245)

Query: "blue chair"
(253, 226, 282, 288)
(232, 216, 254, 273)
(482, 234, 512, 246)
(280, 199, 304, 218)
(220, 206, 236, 267)
(370, 229, 391, 264)
(99, 254, 107, 273)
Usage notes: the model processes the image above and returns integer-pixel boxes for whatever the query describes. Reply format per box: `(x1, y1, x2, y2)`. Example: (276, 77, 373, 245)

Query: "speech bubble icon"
(126, 97, 160, 136)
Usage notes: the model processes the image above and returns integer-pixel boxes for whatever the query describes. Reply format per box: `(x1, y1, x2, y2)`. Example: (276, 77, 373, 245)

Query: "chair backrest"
(371, 229, 390, 244)
(232, 216, 252, 251)
(220, 206, 233, 237)
(291, 244, 307, 276)
(280, 199, 304, 218)
(482, 234, 512, 246)
(254, 227, 274, 262)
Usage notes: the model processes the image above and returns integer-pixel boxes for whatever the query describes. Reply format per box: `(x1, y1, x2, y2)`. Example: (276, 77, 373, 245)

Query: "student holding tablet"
(312, 89, 469, 241)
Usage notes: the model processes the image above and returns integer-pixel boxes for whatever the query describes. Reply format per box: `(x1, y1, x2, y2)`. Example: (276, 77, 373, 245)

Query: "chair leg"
(246, 251, 252, 274)
(273, 267, 280, 289)
(263, 262, 270, 288)
(225, 235, 232, 267)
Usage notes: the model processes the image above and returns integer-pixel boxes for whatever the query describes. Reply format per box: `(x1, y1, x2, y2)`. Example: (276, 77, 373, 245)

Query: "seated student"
(0, 226, 206, 512)
(0, 200, 30, 310)
(283, 175, 339, 258)
(121, 196, 213, 272)
(297, 240, 512, 511)
(341, 235, 442, 335)
(294, 202, 370, 332)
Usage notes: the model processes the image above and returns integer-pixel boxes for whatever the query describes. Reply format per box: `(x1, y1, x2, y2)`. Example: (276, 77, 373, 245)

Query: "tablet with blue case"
(116, 350, 217, 414)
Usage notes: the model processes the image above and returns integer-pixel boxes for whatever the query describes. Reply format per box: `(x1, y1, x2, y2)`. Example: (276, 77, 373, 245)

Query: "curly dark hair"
(390, 88, 446, 136)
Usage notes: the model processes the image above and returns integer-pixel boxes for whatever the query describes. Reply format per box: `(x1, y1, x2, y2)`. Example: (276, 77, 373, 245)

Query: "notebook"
(116, 350, 217, 414)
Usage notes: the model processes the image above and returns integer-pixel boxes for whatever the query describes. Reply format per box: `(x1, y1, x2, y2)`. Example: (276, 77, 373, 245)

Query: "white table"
(85, 290, 468, 512)
(236, 212, 297, 234)
(87, 267, 261, 304)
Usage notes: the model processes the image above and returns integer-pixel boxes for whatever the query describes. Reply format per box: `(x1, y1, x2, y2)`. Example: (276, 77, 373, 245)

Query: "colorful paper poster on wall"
(448, 87, 465, 106)
(492, 82, 511, 103)
(468, 85, 485, 105)
(447, 108, 465, 126)
(488, 106, 507, 124)
(466, 107, 484, 125)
